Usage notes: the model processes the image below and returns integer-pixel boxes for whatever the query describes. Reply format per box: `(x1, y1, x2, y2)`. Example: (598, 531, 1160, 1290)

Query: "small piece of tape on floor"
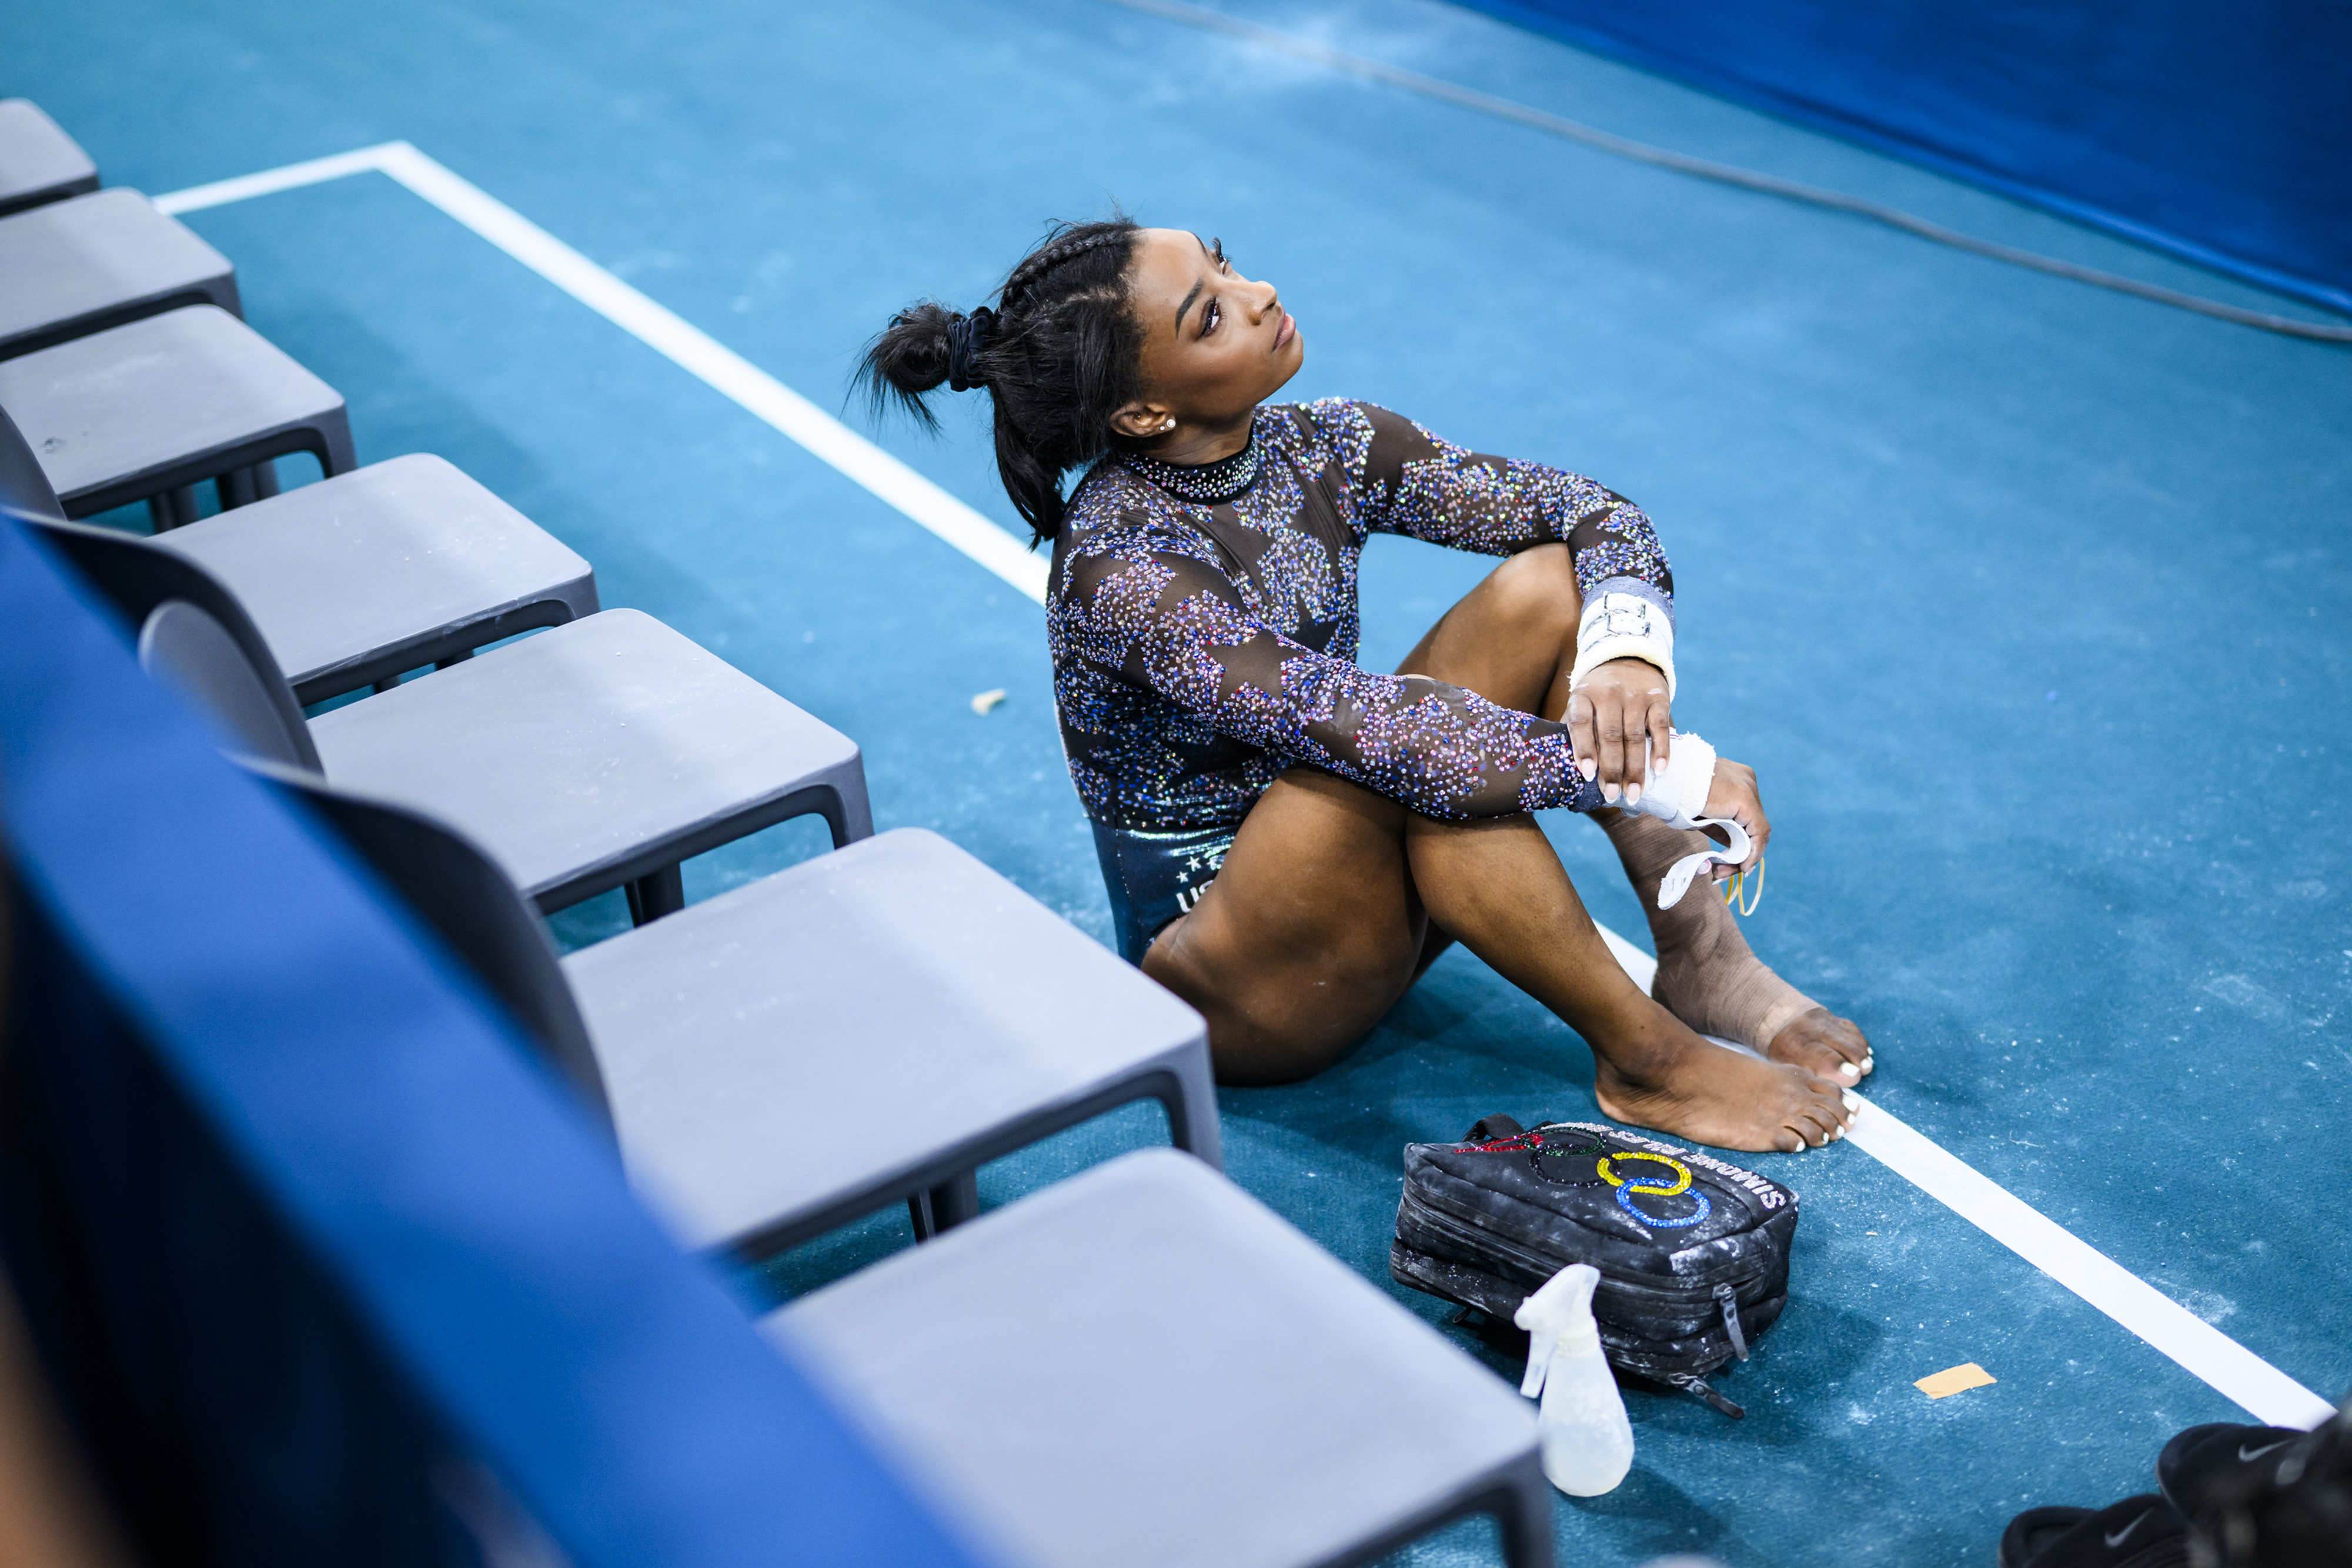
(1915, 1363, 1996, 1399)
(971, 688, 1007, 715)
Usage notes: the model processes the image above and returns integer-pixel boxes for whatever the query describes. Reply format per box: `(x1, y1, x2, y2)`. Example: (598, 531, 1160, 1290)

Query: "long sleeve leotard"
(1045, 397, 1675, 833)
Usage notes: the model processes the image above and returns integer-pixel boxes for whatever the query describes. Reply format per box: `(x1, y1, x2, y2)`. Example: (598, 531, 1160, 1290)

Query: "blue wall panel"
(0, 518, 983, 1568)
(1458, 0, 2352, 313)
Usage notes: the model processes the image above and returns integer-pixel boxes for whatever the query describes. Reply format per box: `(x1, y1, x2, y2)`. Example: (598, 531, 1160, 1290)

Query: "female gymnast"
(861, 219, 1871, 1153)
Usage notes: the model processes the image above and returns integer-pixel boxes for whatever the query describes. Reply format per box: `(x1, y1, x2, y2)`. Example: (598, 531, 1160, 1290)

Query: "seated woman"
(861, 219, 1871, 1153)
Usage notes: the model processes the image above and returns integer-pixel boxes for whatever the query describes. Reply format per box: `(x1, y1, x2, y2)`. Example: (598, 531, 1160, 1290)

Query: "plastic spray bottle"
(1514, 1263, 1634, 1496)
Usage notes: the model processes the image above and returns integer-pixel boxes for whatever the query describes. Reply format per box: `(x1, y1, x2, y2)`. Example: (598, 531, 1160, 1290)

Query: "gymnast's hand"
(1567, 656, 1673, 804)
(1700, 754, 1770, 878)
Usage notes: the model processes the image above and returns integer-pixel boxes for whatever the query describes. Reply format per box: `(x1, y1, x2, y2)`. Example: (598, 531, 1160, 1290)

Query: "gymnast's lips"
(1274, 310, 1295, 349)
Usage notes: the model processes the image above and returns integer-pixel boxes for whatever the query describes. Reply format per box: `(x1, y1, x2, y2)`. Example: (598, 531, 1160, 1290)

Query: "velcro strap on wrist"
(1629, 730, 1715, 827)
(1569, 589, 1676, 698)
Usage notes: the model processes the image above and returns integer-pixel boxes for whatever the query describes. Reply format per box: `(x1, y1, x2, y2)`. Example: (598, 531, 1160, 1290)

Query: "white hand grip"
(1656, 815, 1750, 910)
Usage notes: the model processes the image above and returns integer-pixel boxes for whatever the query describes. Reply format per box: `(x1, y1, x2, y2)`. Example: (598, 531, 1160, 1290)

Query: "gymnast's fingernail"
(1580, 758, 1598, 781)
(1602, 783, 1620, 802)
(1625, 781, 1643, 803)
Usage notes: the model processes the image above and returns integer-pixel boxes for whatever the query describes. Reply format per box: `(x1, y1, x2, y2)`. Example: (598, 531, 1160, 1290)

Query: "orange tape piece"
(1915, 1362, 1997, 1399)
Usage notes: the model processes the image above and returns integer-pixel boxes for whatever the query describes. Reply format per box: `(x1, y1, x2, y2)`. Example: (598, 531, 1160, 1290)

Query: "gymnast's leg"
(1142, 554, 1854, 1150)
(1394, 544, 1872, 1083)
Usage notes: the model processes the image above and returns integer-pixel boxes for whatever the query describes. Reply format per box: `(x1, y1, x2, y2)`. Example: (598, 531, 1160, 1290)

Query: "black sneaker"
(1997, 1494, 2187, 1568)
(2155, 1422, 2307, 1519)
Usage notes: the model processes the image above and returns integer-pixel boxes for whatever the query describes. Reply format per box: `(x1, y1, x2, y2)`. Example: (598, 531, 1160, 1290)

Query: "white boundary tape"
(159, 142, 1050, 606)
(153, 148, 2336, 1430)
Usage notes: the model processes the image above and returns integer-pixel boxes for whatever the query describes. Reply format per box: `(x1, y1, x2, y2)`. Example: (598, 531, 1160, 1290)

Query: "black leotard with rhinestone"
(1045, 398, 1675, 833)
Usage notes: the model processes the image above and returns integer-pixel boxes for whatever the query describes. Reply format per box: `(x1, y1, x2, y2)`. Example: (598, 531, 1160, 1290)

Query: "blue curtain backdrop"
(1456, 0, 2352, 315)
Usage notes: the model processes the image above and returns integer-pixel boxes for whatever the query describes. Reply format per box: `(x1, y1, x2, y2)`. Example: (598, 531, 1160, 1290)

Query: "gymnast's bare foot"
(1590, 1002, 1855, 1153)
(1765, 1005, 1874, 1085)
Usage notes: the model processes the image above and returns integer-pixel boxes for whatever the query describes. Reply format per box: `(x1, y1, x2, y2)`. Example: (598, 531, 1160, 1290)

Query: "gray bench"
(0, 305, 353, 526)
(38, 519, 870, 925)
(0, 188, 241, 360)
(563, 826, 1218, 1253)
(267, 770, 1220, 1263)
(0, 99, 98, 218)
(771, 1150, 1553, 1568)
(152, 454, 598, 704)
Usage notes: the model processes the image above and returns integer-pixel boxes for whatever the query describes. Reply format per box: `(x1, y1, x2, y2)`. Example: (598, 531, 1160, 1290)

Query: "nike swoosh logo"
(2239, 1439, 2293, 1463)
(2104, 1513, 2147, 1548)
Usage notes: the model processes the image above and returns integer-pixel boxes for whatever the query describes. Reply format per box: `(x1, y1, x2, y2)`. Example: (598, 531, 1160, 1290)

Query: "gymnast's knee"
(1484, 543, 1582, 638)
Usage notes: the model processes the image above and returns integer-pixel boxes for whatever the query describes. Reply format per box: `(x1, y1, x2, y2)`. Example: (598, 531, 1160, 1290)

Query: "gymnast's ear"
(1108, 400, 1173, 440)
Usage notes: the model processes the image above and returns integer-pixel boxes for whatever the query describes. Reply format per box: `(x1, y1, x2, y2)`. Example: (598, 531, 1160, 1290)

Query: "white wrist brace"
(1568, 587, 1675, 698)
(1624, 730, 1750, 909)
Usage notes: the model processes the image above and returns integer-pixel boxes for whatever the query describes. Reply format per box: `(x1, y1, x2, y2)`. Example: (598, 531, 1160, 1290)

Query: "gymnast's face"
(1112, 227, 1304, 456)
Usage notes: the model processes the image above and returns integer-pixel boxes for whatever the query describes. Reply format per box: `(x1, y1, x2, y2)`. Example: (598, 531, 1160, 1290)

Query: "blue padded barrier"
(1455, 0, 2352, 315)
(0, 516, 983, 1568)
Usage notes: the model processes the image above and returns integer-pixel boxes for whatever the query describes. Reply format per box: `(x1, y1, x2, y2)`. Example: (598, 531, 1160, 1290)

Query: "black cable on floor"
(1095, 0, 2352, 345)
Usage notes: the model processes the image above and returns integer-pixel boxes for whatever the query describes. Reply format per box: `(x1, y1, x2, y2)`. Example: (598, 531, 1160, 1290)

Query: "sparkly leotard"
(1051, 397, 1673, 827)
(1049, 399, 1676, 960)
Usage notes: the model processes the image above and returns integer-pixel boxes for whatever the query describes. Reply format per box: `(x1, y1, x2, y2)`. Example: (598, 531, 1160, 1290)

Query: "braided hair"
(858, 218, 1142, 544)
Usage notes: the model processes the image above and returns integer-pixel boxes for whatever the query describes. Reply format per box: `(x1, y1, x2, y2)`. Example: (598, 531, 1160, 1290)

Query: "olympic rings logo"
(1597, 1152, 1712, 1228)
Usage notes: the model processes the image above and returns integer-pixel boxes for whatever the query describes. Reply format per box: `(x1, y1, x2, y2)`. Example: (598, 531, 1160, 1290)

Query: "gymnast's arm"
(1055, 538, 1605, 820)
(1313, 397, 1682, 800)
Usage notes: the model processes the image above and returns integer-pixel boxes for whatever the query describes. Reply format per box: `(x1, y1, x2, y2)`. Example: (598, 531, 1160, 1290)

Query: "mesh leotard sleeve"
(1058, 516, 1601, 820)
(1309, 400, 1676, 604)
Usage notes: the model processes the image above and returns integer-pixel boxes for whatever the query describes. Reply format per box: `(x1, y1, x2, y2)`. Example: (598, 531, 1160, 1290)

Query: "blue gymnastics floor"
(9, 0, 2350, 1562)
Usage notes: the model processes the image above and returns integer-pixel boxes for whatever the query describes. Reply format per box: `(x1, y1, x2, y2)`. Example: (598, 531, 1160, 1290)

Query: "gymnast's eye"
(1201, 298, 1221, 337)
(1211, 238, 1230, 273)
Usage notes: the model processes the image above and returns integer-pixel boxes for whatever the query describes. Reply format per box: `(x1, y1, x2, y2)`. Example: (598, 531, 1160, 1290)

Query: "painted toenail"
(1840, 1062, 1860, 1080)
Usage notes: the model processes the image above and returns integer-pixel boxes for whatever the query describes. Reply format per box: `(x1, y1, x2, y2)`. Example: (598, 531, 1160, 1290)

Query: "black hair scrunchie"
(946, 306, 995, 392)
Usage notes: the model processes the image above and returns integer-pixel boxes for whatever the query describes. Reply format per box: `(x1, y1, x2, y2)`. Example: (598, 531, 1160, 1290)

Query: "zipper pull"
(1714, 1282, 1749, 1361)
(1669, 1373, 1746, 1419)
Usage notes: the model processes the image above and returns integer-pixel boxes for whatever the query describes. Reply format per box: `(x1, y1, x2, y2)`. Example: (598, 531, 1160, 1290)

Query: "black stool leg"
(148, 486, 199, 531)
(627, 864, 684, 926)
(907, 1171, 980, 1241)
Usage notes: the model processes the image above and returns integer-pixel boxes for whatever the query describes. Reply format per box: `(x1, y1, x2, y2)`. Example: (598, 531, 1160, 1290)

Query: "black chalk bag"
(1391, 1116, 1799, 1417)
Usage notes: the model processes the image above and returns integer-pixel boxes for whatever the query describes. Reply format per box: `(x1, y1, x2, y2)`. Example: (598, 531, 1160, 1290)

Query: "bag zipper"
(1399, 1184, 1773, 1300)
(1713, 1281, 1750, 1361)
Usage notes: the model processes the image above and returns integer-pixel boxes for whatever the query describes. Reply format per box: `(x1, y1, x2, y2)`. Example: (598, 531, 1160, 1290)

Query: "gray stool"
(0, 189, 240, 360)
(38, 519, 871, 925)
(770, 1151, 1553, 1568)
(562, 827, 1219, 1256)
(306, 607, 870, 919)
(263, 769, 1221, 1265)
(0, 305, 353, 527)
(152, 454, 598, 704)
(0, 100, 98, 218)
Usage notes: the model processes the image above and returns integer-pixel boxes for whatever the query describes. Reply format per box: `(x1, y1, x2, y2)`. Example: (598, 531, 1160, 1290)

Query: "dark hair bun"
(855, 216, 1141, 543)
(863, 301, 957, 413)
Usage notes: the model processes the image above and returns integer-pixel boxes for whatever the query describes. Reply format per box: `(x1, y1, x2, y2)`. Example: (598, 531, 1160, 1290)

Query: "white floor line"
(153, 148, 2336, 1430)
(159, 143, 1050, 606)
